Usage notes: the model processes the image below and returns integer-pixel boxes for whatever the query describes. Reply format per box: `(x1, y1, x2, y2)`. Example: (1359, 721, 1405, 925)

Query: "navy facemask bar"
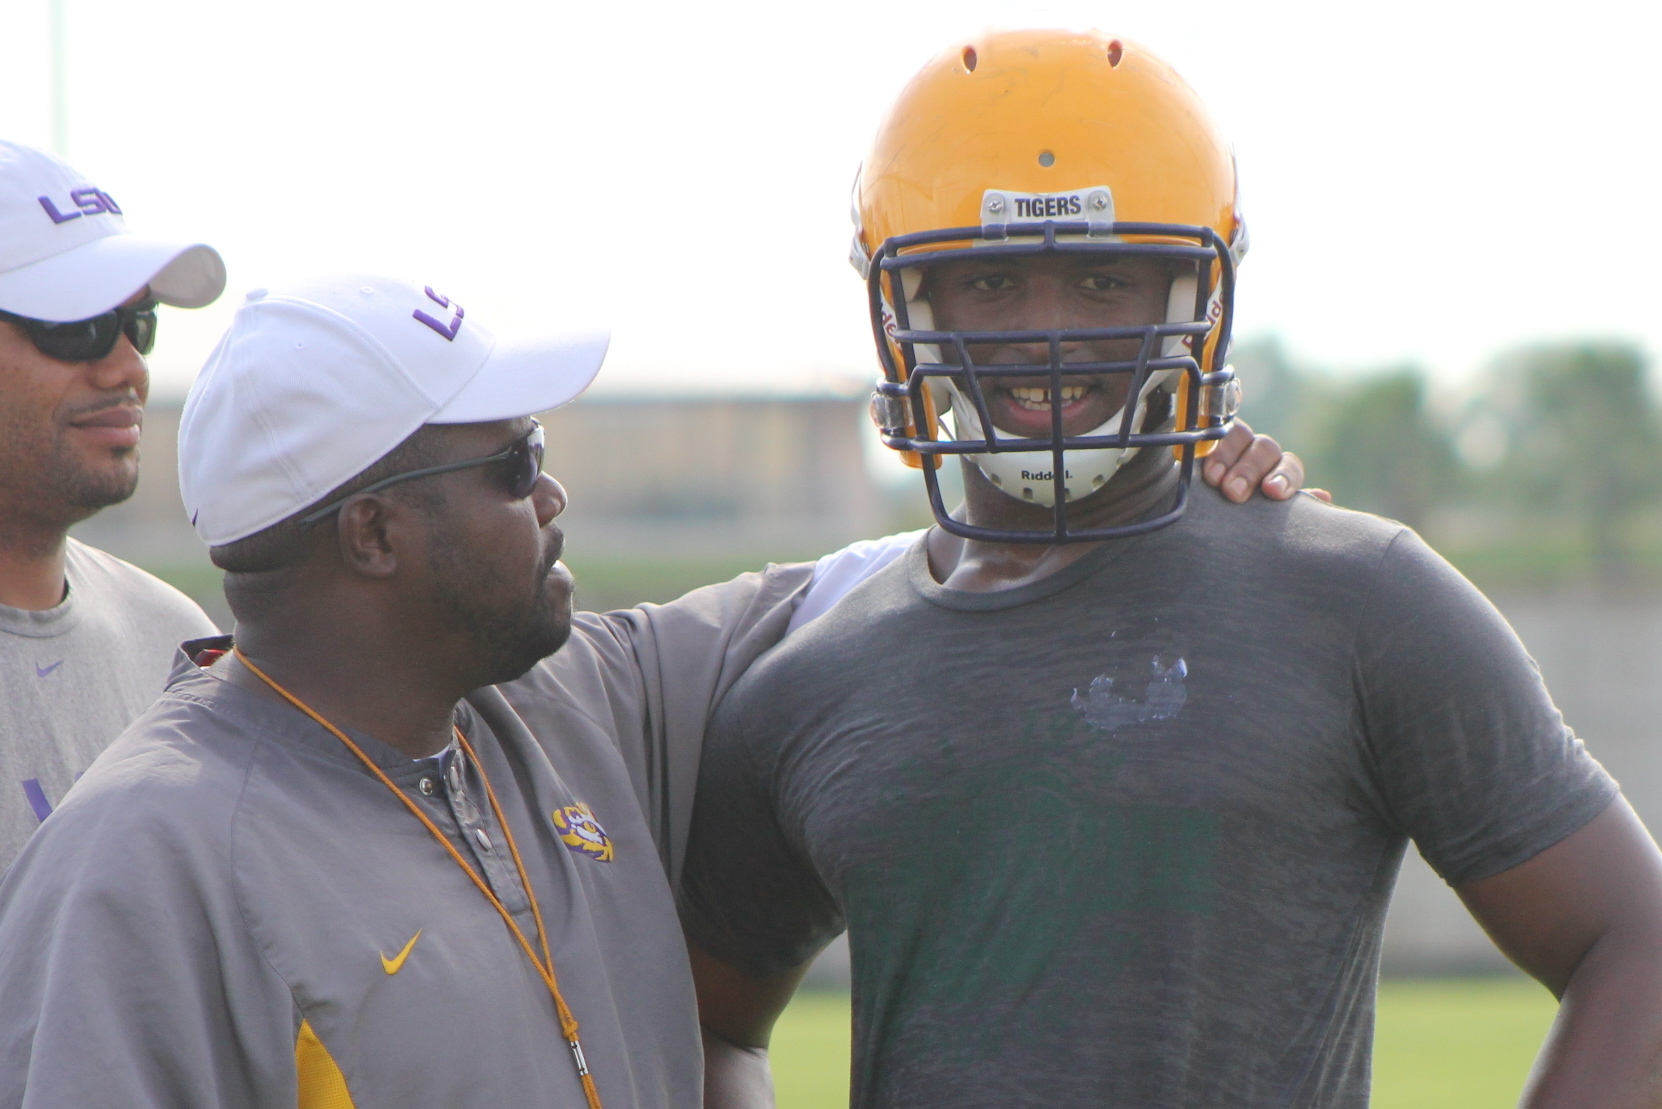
(867, 220, 1238, 544)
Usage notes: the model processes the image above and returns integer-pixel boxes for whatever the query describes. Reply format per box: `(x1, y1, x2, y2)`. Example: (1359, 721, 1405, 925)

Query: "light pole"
(49, 0, 68, 156)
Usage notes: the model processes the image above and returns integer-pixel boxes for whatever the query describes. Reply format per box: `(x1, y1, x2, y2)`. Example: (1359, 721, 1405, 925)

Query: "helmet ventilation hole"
(962, 46, 977, 72)
(989, 473, 1003, 487)
(1092, 474, 1107, 488)
(1038, 150, 1055, 167)
(1107, 40, 1124, 67)
(1022, 487, 1036, 501)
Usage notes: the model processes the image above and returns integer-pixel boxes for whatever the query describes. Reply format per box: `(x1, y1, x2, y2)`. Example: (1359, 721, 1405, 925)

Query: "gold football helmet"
(850, 30, 1246, 542)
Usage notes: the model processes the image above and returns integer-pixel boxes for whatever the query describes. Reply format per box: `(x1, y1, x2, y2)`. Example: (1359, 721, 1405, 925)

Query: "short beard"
(0, 431, 140, 540)
(425, 511, 571, 688)
(46, 443, 140, 516)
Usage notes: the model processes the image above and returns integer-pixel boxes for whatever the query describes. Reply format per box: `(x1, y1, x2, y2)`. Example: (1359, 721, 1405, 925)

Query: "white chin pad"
(901, 256, 1198, 507)
(943, 375, 1172, 508)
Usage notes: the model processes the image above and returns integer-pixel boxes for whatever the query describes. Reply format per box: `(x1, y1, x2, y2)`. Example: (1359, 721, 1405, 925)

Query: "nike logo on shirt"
(35, 660, 64, 678)
(380, 929, 423, 974)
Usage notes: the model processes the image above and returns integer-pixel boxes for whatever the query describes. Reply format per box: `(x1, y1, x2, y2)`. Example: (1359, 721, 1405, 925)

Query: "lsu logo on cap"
(38, 187, 122, 225)
(413, 286, 465, 342)
(553, 803, 613, 862)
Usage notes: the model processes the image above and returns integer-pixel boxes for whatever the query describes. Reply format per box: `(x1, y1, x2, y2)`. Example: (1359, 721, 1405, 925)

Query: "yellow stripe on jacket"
(296, 1019, 355, 1109)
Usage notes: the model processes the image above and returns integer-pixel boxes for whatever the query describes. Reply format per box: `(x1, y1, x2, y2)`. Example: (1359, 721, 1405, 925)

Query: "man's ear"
(333, 495, 406, 580)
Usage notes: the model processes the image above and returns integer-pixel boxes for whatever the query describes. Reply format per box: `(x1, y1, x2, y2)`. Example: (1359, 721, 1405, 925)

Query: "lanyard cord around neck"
(232, 648, 603, 1109)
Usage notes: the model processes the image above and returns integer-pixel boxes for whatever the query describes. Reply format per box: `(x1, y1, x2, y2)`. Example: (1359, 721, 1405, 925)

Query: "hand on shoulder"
(1201, 420, 1331, 505)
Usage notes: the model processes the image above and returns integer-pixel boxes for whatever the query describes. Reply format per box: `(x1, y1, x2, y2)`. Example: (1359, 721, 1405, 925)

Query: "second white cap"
(179, 274, 608, 547)
(0, 140, 225, 320)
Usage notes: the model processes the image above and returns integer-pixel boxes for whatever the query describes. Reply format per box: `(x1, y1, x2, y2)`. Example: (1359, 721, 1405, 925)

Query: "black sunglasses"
(298, 421, 546, 528)
(0, 298, 159, 363)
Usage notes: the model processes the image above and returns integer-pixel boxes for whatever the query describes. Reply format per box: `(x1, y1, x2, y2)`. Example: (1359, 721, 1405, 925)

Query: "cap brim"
(429, 329, 610, 423)
(0, 235, 226, 321)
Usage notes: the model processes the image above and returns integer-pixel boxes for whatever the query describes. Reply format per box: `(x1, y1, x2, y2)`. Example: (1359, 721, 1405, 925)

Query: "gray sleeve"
(0, 782, 294, 1107)
(678, 681, 846, 978)
(1353, 530, 1620, 885)
(504, 561, 815, 883)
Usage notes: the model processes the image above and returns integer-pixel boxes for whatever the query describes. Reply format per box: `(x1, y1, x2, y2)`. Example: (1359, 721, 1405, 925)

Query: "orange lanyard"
(233, 648, 603, 1109)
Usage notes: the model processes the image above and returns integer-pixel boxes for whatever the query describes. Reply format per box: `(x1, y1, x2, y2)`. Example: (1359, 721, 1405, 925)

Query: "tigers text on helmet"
(850, 30, 1247, 543)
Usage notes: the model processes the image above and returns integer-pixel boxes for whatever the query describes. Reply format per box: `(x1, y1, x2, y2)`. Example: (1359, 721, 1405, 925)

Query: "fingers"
(1202, 423, 1322, 503)
(1258, 450, 1306, 501)
(1215, 432, 1291, 502)
(1202, 421, 1255, 489)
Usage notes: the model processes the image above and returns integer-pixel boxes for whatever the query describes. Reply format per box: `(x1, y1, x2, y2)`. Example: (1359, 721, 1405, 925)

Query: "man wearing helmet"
(680, 30, 1662, 1108)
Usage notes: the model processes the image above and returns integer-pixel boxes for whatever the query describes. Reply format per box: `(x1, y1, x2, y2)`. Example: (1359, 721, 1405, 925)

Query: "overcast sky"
(2, 0, 1656, 398)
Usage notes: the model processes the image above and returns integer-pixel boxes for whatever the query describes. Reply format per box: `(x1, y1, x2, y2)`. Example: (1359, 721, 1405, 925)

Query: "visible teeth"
(1009, 385, 1087, 410)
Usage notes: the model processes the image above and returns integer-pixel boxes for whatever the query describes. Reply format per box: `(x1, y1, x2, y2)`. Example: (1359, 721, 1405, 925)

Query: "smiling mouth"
(1007, 384, 1088, 411)
(66, 405, 143, 449)
(974, 379, 1126, 439)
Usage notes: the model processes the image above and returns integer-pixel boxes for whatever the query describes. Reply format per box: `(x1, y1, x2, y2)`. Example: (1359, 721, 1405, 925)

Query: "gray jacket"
(0, 564, 810, 1109)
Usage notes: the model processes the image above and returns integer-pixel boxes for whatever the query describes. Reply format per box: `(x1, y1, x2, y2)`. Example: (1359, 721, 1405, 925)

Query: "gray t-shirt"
(0, 563, 811, 1109)
(680, 491, 1619, 1109)
(0, 538, 216, 871)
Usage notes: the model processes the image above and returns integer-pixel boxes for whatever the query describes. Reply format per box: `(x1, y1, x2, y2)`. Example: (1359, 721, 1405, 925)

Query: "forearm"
(1453, 800, 1662, 1107)
(1520, 920, 1662, 1107)
(687, 939, 812, 1109)
(703, 1025, 776, 1109)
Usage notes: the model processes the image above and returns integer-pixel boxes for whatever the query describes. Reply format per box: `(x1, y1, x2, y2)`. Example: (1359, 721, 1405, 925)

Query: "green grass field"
(770, 978, 1558, 1108)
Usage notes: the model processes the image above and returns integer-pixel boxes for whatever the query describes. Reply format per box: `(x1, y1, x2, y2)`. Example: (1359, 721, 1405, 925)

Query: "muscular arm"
(690, 939, 813, 1109)
(1456, 796, 1662, 1108)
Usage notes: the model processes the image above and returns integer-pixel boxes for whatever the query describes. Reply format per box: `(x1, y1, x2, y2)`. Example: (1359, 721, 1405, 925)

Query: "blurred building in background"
(76, 370, 1662, 983)
(541, 395, 892, 560)
(74, 393, 913, 627)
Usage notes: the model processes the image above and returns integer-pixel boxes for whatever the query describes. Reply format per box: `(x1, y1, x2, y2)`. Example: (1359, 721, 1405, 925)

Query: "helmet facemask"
(853, 31, 1248, 543)
(868, 217, 1241, 544)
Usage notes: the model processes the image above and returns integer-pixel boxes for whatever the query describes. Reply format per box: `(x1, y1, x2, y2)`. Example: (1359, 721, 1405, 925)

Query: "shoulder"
(710, 555, 917, 732)
(0, 685, 279, 1057)
(627, 561, 817, 631)
(1181, 486, 1409, 576)
(1172, 490, 1524, 695)
(19, 685, 259, 879)
(1214, 490, 1472, 602)
(530, 560, 818, 695)
(789, 530, 927, 633)
(1149, 488, 1495, 665)
(64, 539, 219, 637)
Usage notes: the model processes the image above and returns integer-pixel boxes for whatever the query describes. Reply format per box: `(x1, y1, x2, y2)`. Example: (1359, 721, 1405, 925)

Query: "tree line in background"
(1231, 338, 1662, 586)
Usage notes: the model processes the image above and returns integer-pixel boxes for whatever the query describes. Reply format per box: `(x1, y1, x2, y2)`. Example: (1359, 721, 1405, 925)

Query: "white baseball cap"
(0, 140, 226, 321)
(179, 274, 609, 547)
